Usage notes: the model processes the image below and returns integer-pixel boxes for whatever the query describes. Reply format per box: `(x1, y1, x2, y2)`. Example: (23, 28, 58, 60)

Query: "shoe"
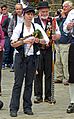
(2, 64, 5, 70)
(6, 64, 12, 68)
(0, 100, 3, 110)
(34, 96, 43, 103)
(67, 103, 74, 113)
(44, 97, 56, 104)
(10, 64, 14, 72)
(63, 80, 69, 86)
(10, 68, 14, 72)
(54, 80, 62, 83)
(24, 110, 33, 115)
(10, 110, 17, 117)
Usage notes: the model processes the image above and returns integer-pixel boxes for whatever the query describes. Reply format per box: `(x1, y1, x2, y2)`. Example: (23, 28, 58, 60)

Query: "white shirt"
(17, 15, 24, 24)
(11, 22, 49, 56)
(63, 9, 74, 34)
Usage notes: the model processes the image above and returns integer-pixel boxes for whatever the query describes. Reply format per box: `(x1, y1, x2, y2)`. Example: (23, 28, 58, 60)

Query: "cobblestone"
(0, 69, 74, 119)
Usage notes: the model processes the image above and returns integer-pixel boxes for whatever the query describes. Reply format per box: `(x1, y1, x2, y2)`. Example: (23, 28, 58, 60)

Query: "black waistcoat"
(16, 22, 39, 60)
(34, 16, 52, 40)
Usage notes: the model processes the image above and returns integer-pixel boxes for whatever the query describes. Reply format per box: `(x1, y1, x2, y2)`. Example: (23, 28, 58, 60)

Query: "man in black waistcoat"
(34, 1, 60, 104)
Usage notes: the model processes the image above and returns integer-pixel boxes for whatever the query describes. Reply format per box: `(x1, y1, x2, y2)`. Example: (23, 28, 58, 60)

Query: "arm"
(63, 9, 74, 33)
(8, 18, 15, 38)
(35, 23, 49, 44)
(53, 21, 61, 40)
(11, 23, 35, 48)
(11, 38, 34, 48)
(0, 25, 4, 51)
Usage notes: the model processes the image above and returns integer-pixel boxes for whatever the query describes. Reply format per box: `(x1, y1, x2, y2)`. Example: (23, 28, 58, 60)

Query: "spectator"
(0, 5, 12, 69)
(63, 1, 74, 113)
(54, 1, 72, 85)
(8, 3, 24, 71)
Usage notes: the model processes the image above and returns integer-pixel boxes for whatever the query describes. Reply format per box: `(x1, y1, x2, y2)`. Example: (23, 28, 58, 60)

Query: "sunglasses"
(2, 8, 7, 11)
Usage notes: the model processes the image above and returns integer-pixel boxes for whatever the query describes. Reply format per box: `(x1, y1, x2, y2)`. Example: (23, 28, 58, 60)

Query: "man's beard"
(40, 16, 48, 19)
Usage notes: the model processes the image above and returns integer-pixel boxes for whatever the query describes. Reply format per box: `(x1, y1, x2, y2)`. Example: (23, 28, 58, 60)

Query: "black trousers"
(34, 47, 52, 99)
(10, 53, 39, 112)
(68, 43, 74, 83)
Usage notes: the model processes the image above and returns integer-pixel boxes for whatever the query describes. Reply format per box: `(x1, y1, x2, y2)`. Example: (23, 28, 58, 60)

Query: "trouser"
(10, 53, 39, 111)
(3, 36, 12, 65)
(55, 44, 70, 82)
(68, 43, 74, 83)
(34, 47, 52, 99)
(0, 51, 3, 93)
(68, 43, 74, 103)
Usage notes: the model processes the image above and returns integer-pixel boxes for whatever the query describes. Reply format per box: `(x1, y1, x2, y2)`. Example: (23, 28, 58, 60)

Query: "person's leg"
(34, 52, 44, 103)
(23, 56, 36, 115)
(60, 44, 70, 85)
(55, 44, 63, 83)
(44, 48, 52, 100)
(10, 54, 25, 117)
(67, 83, 74, 113)
(2, 36, 11, 68)
(44, 48, 56, 104)
(0, 51, 3, 95)
(67, 43, 74, 113)
(9, 44, 14, 67)
(69, 84, 74, 103)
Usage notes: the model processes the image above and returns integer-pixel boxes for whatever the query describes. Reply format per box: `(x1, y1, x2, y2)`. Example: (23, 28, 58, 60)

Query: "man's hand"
(23, 36, 35, 44)
(52, 34, 60, 41)
(39, 39, 46, 44)
(67, 22, 74, 31)
(34, 38, 39, 43)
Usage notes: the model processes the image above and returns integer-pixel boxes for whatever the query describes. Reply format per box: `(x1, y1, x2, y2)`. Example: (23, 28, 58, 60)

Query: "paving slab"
(0, 69, 74, 119)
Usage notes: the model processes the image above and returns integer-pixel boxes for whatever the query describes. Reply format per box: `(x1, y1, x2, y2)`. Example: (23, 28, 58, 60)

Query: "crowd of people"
(0, 0, 74, 117)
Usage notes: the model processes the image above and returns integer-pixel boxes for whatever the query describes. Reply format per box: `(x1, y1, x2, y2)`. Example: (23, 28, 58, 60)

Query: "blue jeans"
(3, 36, 11, 65)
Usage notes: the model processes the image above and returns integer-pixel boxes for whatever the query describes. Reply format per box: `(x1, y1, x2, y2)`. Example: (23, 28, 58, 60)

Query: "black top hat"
(23, 5, 35, 15)
(37, 1, 49, 10)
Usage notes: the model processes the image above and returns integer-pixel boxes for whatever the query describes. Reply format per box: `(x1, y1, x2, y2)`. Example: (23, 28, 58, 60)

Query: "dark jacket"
(0, 25, 4, 50)
(8, 14, 17, 38)
(56, 17, 74, 44)
(2, 18, 10, 37)
(34, 16, 52, 50)
(34, 16, 52, 39)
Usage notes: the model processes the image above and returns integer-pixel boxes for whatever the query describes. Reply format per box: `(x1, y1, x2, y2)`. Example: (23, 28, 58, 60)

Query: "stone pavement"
(0, 68, 74, 119)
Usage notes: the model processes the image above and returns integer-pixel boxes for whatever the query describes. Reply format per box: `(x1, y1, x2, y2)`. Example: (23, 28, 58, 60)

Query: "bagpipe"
(18, 29, 45, 57)
(19, 29, 43, 41)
